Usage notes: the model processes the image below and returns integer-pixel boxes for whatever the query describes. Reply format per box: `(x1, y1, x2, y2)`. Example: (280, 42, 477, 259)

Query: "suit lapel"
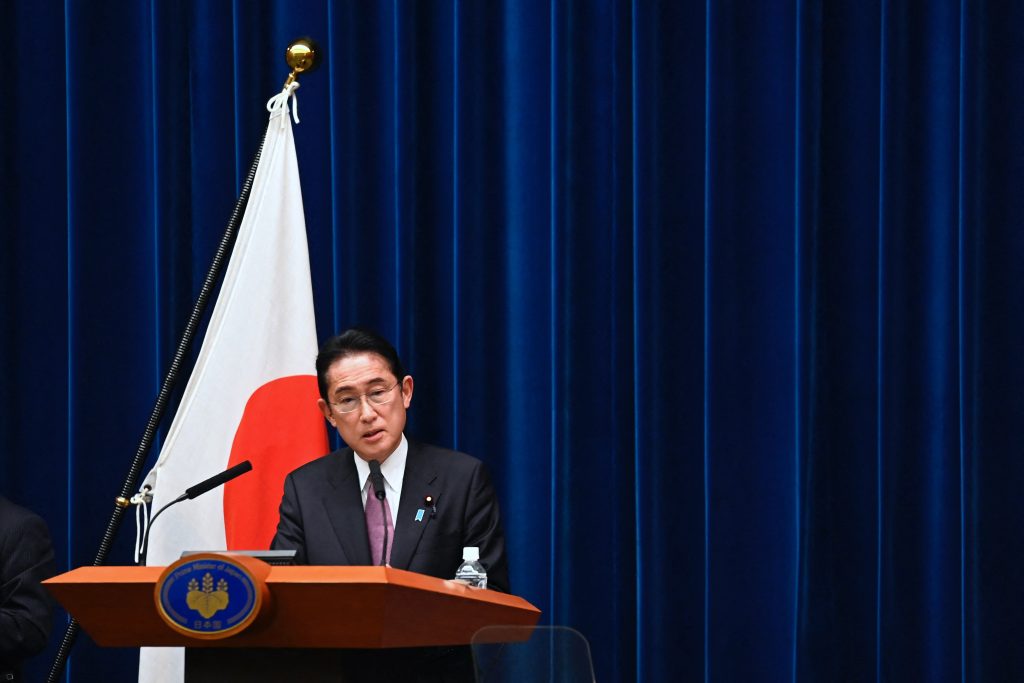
(389, 441, 439, 570)
(320, 448, 373, 566)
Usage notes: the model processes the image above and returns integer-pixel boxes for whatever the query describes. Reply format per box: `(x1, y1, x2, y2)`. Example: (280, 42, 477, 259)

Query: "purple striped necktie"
(365, 482, 394, 565)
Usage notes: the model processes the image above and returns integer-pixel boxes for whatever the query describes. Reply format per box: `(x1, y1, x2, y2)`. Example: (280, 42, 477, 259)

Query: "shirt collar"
(354, 434, 408, 494)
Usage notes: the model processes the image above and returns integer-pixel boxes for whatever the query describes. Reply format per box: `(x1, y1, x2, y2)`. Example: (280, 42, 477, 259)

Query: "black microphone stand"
(376, 488, 388, 566)
(137, 460, 253, 566)
(368, 461, 388, 565)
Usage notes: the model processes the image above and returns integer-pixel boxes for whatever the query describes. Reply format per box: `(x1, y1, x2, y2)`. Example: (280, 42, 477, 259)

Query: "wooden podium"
(45, 561, 541, 681)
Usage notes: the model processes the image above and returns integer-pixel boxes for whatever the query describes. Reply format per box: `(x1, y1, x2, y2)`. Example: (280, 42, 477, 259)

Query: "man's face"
(317, 352, 414, 462)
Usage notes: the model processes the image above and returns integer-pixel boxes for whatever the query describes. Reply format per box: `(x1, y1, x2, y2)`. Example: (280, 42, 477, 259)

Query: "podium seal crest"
(155, 552, 270, 639)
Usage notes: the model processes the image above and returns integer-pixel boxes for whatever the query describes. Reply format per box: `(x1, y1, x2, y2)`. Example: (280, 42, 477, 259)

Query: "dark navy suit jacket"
(0, 496, 55, 681)
(272, 439, 509, 593)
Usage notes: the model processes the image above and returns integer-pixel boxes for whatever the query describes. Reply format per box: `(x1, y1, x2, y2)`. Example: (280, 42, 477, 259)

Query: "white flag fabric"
(138, 84, 327, 682)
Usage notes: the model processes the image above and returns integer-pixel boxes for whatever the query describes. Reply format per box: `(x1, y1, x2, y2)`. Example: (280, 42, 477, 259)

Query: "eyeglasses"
(327, 382, 399, 414)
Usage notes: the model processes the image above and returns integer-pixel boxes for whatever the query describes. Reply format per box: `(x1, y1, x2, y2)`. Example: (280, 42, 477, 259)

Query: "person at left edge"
(1, 495, 56, 682)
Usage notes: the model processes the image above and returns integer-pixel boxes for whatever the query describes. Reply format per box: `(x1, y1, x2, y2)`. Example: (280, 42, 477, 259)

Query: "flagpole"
(46, 38, 322, 683)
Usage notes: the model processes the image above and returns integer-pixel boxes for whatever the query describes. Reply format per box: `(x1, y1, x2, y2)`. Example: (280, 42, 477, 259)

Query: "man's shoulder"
(282, 440, 488, 482)
(285, 447, 352, 482)
(0, 495, 47, 531)
(0, 496, 52, 560)
(407, 439, 486, 474)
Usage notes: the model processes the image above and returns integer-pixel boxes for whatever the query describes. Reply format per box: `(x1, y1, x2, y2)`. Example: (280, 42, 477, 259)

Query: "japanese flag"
(138, 84, 327, 682)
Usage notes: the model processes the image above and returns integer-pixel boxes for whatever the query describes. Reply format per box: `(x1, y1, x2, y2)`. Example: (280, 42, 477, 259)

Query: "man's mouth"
(362, 429, 385, 440)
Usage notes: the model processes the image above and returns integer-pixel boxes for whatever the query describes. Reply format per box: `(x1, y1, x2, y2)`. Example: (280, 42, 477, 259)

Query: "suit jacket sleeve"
(463, 460, 510, 593)
(271, 473, 308, 565)
(0, 510, 56, 660)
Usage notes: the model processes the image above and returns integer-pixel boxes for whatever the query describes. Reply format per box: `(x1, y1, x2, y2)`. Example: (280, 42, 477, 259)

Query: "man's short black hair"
(316, 327, 408, 400)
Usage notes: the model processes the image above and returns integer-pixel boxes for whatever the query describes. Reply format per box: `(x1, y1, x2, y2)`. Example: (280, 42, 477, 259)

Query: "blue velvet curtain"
(2, 1, 1023, 681)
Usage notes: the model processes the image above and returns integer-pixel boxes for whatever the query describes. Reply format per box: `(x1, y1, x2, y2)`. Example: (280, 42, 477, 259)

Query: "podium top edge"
(43, 564, 541, 614)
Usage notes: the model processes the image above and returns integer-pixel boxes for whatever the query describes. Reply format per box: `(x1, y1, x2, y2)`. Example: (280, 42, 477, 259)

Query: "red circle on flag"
(224, 375, 328, 550)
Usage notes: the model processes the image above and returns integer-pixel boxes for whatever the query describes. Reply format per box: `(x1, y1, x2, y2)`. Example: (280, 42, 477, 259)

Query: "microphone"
(367, 460, 388, 565)
(368, 459, 386, 500)
(185, 460, 253, 500)
(138, 460, 254, 566)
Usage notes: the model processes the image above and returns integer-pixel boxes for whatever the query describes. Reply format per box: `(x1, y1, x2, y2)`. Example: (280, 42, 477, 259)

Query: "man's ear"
(401, 375, 414, 408)
(317, 398, 335, 425)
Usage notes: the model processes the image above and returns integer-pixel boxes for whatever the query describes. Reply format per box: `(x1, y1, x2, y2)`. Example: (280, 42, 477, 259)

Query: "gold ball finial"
(283, 38, 322, 87)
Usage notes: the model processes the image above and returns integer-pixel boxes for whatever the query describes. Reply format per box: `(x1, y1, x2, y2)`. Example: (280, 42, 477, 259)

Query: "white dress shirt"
(353, 433, 407, 526)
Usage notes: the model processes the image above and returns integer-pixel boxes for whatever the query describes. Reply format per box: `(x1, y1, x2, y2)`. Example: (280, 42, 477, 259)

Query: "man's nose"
(358, 395, 377, 419)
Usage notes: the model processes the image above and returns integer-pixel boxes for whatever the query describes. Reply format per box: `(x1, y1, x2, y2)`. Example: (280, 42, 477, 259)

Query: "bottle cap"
(462, 546, 480, 561)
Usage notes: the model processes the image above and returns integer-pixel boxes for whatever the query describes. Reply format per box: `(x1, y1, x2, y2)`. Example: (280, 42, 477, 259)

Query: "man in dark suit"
(1, 495, 56, 681)
(272, 327, 509, 681)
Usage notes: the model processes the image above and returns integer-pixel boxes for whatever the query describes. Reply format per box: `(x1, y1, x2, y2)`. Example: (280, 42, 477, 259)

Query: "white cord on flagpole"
(131, 486, 153, 564)
(267, 81, 301, 127)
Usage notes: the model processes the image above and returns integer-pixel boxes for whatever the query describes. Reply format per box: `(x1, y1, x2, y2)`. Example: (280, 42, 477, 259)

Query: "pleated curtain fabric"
(2, 1, 1024, 681)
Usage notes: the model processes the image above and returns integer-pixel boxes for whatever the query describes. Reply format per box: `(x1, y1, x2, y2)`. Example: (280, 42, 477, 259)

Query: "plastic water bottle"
(454, 546, 488, 589)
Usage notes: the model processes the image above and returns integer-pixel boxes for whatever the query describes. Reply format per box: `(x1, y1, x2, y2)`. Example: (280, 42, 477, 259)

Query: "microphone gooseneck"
(368, 460, 388, 565)
(368, 459, 386, 500)
(138, 460, 254, 566)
